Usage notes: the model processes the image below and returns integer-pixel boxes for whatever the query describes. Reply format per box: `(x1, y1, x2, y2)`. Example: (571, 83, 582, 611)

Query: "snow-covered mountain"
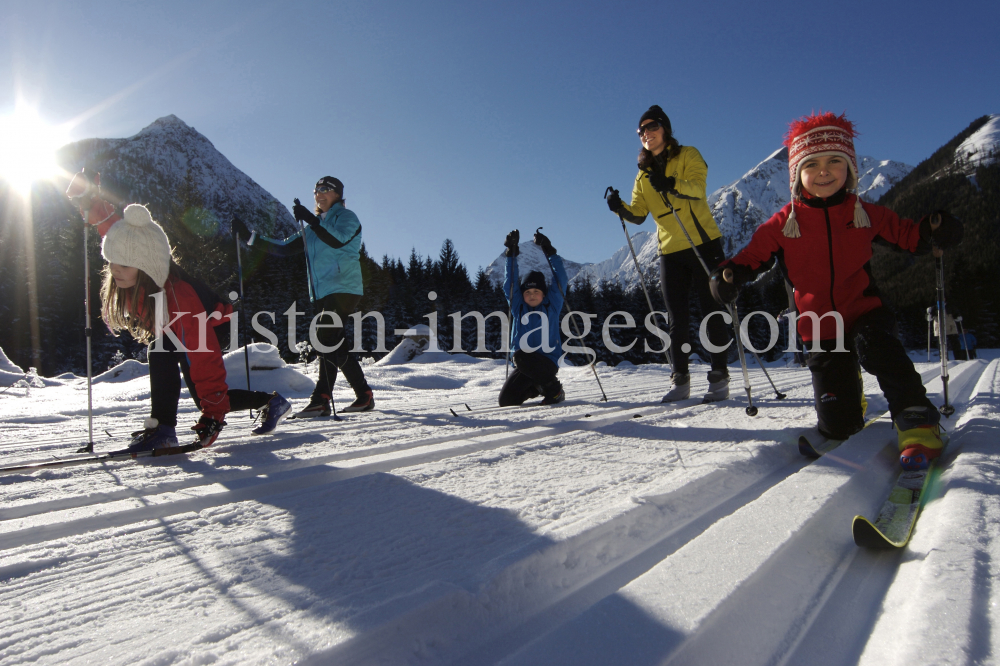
(570, 230, 659, 288)
(710, 147, 913, 257)
(484, 241, 587, 289)
(489, 147, 913, 292)
(56, 115, 296, 236)
(954, 114, 1000, 172)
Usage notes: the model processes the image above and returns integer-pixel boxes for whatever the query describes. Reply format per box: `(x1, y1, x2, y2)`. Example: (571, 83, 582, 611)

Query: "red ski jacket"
(724, 191, 927, 342)
(154, 275, 232, 419)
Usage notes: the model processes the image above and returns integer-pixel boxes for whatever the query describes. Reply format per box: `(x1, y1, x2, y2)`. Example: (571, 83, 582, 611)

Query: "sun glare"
(0, 105, 71, 197)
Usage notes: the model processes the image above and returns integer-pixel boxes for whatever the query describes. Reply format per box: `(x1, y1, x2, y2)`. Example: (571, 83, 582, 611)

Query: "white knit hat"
(101, 204, 172, 288)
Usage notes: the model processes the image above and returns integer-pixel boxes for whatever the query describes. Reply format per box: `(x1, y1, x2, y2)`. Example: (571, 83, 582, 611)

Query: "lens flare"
(0, 104, 71, 196)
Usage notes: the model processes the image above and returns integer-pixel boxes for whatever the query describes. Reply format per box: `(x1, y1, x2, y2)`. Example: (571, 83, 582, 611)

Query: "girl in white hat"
(94, 200, 291, 450)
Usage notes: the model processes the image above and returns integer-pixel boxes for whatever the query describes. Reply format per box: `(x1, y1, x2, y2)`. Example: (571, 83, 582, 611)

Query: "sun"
(0, 104, 71, 197)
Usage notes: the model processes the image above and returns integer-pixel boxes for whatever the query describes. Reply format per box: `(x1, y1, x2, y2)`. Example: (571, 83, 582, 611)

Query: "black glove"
(606, 188, 623, 213)
(231, 216, 252, 243)
(648, 170, 676, 194)
(533, 230, 556, 257)
(292, 199, 319, 226)
(709, 266, 740, 305)
(504, 230, 520, 257)
(919, 210, 964, 249)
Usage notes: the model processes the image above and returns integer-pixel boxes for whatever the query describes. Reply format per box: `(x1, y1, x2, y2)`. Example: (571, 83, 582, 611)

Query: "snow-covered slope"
(56, 115, 296, 236)
(710, 147, 913, 257)
(485, 241, 587, 288)
(570, 230, 659, 288)
(491, 147, 913, 292)
(954, 114, 1000, 171)
(2, 348, 999, 665)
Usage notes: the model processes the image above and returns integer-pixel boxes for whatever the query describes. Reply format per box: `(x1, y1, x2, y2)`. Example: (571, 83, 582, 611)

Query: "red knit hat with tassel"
(781, 111, 869, 238)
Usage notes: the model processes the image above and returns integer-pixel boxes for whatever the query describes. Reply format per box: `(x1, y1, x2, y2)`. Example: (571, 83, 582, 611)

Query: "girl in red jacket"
(67, 174, 291, 450)
(710, 112, 963, 471)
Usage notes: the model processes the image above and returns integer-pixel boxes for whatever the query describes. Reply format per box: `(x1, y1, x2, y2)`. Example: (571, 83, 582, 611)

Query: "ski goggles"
(314, 184, 338, 194)
(637, 120, 664, 137)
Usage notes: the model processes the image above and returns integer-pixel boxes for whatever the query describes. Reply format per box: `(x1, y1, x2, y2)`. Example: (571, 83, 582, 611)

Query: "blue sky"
(2, 0, 998, 272)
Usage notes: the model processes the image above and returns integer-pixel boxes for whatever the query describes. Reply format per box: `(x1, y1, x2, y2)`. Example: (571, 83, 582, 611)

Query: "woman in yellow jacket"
(607, 105, 732, 402)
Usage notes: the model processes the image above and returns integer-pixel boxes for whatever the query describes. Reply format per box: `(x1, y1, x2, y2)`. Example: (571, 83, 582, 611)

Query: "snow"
(485, 242, 586, 288)
(710, 148, 913, 257)
(488, 148, 913, 292)
(955, 114, 1000, 170)
(56, 115, 298, 237)
(2, 348, 1000, 665)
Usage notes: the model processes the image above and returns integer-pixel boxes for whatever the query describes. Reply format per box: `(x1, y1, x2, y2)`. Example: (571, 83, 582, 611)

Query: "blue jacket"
(504, 254, 566, 366)
(256, 202, 364, 298)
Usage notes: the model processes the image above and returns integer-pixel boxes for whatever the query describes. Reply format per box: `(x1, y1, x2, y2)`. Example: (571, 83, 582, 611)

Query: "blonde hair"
(100, 264, 165, 343)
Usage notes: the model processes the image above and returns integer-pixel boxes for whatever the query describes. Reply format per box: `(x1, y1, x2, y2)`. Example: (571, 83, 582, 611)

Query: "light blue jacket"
(504, 254, 566, 366)
(257, 203, 364, 298)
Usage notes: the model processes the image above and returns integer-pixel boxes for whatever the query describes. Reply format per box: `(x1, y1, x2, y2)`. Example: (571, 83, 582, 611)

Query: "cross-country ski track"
(2, 352, 999, 665)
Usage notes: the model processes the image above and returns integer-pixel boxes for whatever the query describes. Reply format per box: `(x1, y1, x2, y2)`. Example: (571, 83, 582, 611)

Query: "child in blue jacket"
(499, 229, 567, 406)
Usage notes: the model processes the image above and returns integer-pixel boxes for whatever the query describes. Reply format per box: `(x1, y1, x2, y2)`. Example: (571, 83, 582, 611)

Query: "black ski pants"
(311, 293, 370, 402)
(807, 307, 933, 439)
(658, 238, 731, 376)
(148, 326, 270, 427)
(498, 351, 560, 407)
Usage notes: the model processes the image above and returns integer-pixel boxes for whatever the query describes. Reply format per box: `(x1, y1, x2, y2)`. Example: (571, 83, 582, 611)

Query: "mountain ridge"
(55, 115, 297, 237)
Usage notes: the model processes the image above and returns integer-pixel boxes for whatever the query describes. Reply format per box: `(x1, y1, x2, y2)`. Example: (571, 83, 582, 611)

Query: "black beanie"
(639, 105, 671, 136)
(315, 176, 344, 197)
(520, 271, 548, 296)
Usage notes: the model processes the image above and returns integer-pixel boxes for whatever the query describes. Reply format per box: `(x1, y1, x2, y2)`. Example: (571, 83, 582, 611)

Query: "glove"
(606, 188, 623, 213)
(919, 210, 964, 249)
(231, 216, 252, 243)
(504, 229, 520, 257)
(648, 170, 676, 194)
(533, 230, 556, 257)
(192, 415, 226, 447)
(709, 266, 740, 305)
(292, 200, 319, 226)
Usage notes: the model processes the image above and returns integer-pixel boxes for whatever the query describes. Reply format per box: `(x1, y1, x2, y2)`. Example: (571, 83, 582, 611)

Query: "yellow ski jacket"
(619, 145, 721, 256)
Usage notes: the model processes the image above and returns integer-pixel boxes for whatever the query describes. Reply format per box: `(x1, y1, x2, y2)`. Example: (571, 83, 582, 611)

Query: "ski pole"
(506, 257, 515, 380)
(292, 198, 316, 303)
(78, 222, 96, 453)
(656, 190, 776, 411)
(537, 227, 608, 401)
(956, 315, 968, 361)
(604, 187, 671, 371)
(729, 303, 757, 416)
(233, 225, 252, 394)
(926, 307, 933, 361)
(934, 246, 954, 416)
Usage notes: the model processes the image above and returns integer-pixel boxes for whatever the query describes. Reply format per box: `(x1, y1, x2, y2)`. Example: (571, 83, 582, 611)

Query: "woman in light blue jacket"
(238, 176, 372, 416)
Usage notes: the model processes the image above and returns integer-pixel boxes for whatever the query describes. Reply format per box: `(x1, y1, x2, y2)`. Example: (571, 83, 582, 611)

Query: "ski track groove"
(0, 370, 815, 454)
(1, 360, 982, 665)
(0, 399, 728, 546)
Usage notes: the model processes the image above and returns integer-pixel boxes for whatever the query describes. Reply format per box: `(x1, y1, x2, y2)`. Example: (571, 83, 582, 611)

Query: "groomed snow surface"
(2, 346, 999, 665)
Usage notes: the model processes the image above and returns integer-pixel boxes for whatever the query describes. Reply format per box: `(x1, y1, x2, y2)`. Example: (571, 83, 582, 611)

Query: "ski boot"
(252, 392, 292, 435)
(127, 418, 179, 452)
(342, 389, 375, 413)
(540, 381, 565, 406)
(293, 395, 332, 419)
(703, 369, 730, 403)
(896, 406, 946, 471)
(661, 373, 691, 403)
(192, 416, 226, 448)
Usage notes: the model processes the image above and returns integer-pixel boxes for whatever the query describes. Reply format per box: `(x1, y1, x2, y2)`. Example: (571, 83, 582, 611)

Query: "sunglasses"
(637, 121, 663, 137)
(314, 185, 338, 194)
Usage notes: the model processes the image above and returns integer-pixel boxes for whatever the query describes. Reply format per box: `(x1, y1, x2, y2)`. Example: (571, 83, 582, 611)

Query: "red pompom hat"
(781, 111, 870, 238)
